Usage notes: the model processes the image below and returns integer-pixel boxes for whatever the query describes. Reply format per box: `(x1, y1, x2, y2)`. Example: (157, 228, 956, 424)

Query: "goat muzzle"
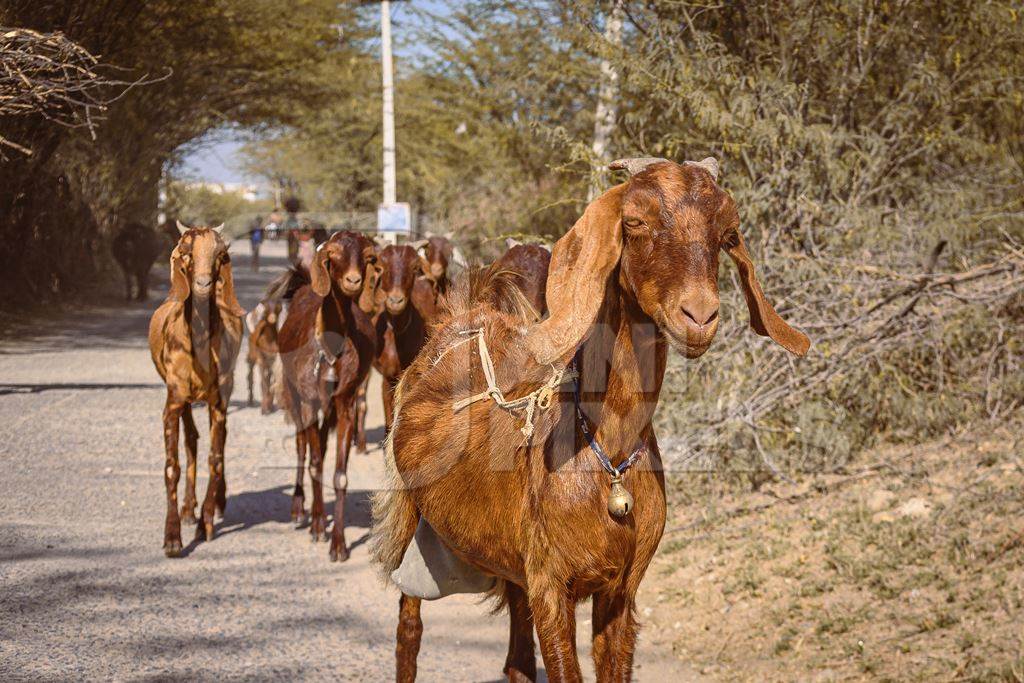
(386, 293, 408, 314)
(340, 272, 363, 296)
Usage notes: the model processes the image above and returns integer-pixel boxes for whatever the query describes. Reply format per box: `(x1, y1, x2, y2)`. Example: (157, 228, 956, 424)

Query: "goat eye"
(623, 218, 643, 229)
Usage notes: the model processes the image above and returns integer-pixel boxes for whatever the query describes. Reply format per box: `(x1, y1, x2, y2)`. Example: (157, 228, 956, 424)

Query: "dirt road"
(0, 240, 694, 681)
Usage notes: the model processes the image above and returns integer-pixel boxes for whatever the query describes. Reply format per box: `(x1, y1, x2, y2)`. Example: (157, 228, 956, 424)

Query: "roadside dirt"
(643, 427, 1024, 681)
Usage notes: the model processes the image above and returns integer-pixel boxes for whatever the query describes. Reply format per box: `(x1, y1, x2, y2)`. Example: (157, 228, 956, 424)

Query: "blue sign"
(378, 203, 411, 233)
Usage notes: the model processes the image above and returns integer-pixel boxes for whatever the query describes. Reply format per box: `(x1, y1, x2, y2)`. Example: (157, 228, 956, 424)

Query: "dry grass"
(639, 420, 1024, 681)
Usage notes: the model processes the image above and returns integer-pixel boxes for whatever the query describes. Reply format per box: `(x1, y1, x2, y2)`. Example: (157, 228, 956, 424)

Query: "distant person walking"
(295, 225, 316, 271)
(284, 211, 300, 263)
(249, 216, 264, 272)
(265, 209, 283, 240)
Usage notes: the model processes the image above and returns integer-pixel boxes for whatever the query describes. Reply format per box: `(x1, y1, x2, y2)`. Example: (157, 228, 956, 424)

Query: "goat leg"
(382, 375, 395, 434)
(196, 401, 227, 542)
(591, 591, 639, 683)
(504, 583, 538, 682)
(329, 396, 353, 562)
(179, 404, 199, 524)
(137, 267, 149, 302)
(307, 424, 327, 542)
(259, 358, 274, 414)
(291, 427, 308, 526)
(354, 378, 368, 454)
(246, 359, 256, 407)
(529, 580, 583, 682)
(162, 396, 185, 557)
(395, 593, 423, 683)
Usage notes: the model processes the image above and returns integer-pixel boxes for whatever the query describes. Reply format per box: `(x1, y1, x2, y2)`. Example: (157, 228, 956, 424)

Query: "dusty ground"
(645, 429, 1024, 681)
(0, 240, 692, 681)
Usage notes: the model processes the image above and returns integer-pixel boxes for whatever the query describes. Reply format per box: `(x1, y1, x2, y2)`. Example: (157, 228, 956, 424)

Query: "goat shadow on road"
(0, 381, 163, 395)
(175, 485, 373, 558)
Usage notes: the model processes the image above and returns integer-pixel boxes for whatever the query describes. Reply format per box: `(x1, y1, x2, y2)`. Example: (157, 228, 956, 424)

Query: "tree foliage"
(0, 0, 361, 302)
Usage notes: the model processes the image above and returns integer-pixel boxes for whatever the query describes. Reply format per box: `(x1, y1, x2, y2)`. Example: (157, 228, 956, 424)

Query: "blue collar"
(570, 351, 646, 477)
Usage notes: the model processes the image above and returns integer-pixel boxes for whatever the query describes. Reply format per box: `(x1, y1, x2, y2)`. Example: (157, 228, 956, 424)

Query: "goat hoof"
(329, 541, 349, 562)
(195, 521, 215, 542)
(163, 539, 182, 558)
(309, 517, 328, 542)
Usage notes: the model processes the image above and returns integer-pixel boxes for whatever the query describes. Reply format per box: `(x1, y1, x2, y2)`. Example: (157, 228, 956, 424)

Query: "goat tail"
(370, 376, 418, 581)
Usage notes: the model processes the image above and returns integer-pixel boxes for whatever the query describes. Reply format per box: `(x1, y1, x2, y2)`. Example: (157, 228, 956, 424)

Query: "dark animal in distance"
(111, 221, 163, 301)
(148, 223, 245, 557)
(372, 157, 810, 681)
(277, 231, 380, 562)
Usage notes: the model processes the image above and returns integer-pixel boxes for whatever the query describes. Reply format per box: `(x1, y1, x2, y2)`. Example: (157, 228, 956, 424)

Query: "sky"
(181, 0, 448, 185)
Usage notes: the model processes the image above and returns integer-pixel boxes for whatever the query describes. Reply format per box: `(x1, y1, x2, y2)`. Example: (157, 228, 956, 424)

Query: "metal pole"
(380, 1, 397, 243)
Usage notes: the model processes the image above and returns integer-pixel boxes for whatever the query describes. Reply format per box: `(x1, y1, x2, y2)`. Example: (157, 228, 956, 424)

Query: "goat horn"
(176, 220, 189, 235)
(409, 238, 429, 252)
(608, 157, 670, 176)
(212, 223, 225, 234)
(685, 157, 720, 182)
(505, 237, 521, 249)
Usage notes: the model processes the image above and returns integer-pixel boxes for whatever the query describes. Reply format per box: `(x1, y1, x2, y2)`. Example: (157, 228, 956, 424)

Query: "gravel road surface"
(0, 240, 694, 681)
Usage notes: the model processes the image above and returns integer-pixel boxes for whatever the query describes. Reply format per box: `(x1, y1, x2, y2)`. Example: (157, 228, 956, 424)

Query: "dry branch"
(0, 27, 155, 157)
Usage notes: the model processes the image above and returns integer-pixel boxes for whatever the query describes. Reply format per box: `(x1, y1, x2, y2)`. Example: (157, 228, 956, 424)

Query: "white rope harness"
(449, 328, 576, 439)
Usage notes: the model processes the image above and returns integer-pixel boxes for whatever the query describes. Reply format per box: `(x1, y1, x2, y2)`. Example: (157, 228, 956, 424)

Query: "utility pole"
(380, 0, 397, 243)
(588, 0, 624, 202)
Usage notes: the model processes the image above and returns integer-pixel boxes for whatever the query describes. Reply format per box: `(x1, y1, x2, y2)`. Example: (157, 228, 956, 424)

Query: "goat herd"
(146, 158, 810, 682)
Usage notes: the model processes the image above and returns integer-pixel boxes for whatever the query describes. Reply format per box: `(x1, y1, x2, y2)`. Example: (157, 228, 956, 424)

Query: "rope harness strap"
(451, 329, 576, 438)
(445, 331, 644, 517)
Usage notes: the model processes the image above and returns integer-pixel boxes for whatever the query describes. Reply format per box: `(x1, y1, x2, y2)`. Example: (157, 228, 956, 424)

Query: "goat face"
(169, 224, 243, 317)
(179, 229, 227, 300)
(310, 231, 379, 304)
(616, 163, 733, 358)
(423, 236, 452, 281)
(529, 159, 810, 366)
(378, 245, 430, 315)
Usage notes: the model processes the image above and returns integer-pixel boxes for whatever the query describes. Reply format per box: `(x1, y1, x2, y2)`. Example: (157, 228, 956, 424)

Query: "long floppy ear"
(527, 184, 627, 365)
(216, 256, 246, 318)
(358, 247, 381, 314)
(309, 242, 332, 297)
(416, 255, 435, 281)
(724, 231, 810, 356)
(451, 246, 468, 269)
(167, 247, 190, 303)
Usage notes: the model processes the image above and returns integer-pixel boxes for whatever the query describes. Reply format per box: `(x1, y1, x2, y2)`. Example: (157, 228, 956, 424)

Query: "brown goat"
(278, 230, 379, 562)
(372, 159, 810, 681)
(148, 223, 245, 557)
(372, 244, 437, 432)
(418, 235, 458, 294)
(246, 299, 281, 414)
(488, 242, 551, 318)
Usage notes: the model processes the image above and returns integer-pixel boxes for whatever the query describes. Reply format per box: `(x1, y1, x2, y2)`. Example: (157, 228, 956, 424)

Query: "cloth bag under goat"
(391, 518, 496, 600)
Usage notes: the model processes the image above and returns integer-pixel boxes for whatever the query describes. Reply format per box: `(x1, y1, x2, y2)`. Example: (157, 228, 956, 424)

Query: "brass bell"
(607, 473, 634, 518)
